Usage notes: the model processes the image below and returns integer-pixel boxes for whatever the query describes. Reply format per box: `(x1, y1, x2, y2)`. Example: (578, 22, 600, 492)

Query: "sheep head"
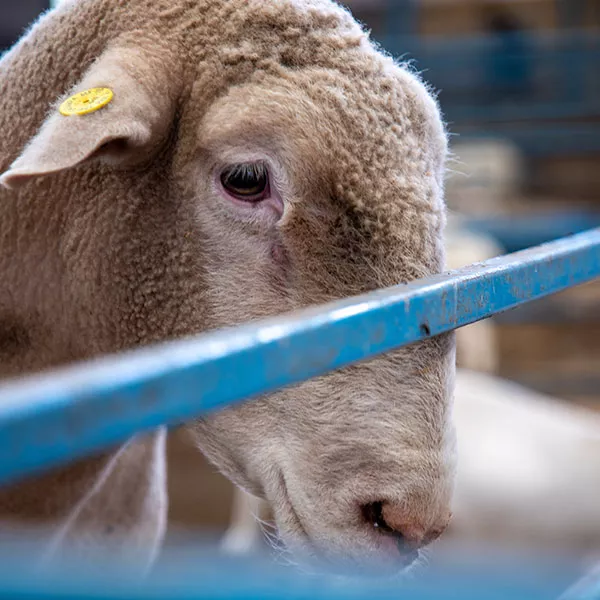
(0, 0, 455, 575)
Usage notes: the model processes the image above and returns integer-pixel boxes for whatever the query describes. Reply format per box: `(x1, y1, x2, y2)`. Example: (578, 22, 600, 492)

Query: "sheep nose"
(361, 501, 448, 564)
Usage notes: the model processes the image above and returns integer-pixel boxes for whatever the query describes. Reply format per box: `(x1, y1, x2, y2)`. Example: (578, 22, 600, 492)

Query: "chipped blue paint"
(0, 229, 599, 487)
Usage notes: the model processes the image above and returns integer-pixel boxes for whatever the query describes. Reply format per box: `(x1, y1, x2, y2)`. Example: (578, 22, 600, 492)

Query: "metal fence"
(1, 229, 600, 598)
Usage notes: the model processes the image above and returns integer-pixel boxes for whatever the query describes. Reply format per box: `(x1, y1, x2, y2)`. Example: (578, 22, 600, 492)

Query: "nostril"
(362, 502, 405, 538)
(362, 501, 395, 534)
(361, 502, 424, 564)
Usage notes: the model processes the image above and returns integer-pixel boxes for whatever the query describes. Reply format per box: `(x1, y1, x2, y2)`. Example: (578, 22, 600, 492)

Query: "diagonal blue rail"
(0, 228, 599, 487)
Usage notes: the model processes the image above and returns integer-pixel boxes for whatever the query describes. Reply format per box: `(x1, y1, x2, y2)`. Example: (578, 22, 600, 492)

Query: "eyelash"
(222, 162, 265, 183)
(220, 161, 270, 203)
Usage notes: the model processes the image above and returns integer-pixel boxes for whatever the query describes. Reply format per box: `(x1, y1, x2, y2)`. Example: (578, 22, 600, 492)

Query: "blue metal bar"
(0, 229, 599, 486)
(563, 563, 600, 600)
(0, 540, 583, 600)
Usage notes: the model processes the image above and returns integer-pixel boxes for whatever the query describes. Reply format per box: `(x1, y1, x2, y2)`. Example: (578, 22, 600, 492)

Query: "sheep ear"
(0, 44, 177, 189)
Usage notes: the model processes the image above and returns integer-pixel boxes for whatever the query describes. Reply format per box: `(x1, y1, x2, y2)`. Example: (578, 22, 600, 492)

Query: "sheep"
(0, 0, 455, 575)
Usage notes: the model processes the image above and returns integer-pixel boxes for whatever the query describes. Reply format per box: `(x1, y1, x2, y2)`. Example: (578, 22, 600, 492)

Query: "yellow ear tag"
(59, 87, 114, 116)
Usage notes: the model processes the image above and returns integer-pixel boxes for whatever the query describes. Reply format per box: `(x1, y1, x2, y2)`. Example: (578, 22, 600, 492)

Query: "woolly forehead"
(181, 66, 447, 292)
(192, 67, 447, 217)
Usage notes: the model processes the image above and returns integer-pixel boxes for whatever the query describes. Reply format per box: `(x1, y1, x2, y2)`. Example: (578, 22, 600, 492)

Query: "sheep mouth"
(267, 473, 390, 575)
(266, 473, 424, 577)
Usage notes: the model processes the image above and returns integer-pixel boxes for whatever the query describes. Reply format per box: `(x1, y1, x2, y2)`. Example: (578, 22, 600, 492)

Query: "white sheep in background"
(0, 0, 455, 575)
(448, 370, 600, 556)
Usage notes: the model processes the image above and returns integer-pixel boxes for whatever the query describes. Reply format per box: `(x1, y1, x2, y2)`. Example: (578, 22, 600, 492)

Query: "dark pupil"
(221, 164, 267, 197)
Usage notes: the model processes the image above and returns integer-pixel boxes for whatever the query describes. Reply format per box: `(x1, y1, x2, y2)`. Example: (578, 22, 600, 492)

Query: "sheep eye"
(220, 162, 269, 202)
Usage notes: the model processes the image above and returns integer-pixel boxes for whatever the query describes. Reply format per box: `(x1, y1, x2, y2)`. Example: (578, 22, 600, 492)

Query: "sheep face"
(180, 41, 455, 577)
(0, 0, 454, 574)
